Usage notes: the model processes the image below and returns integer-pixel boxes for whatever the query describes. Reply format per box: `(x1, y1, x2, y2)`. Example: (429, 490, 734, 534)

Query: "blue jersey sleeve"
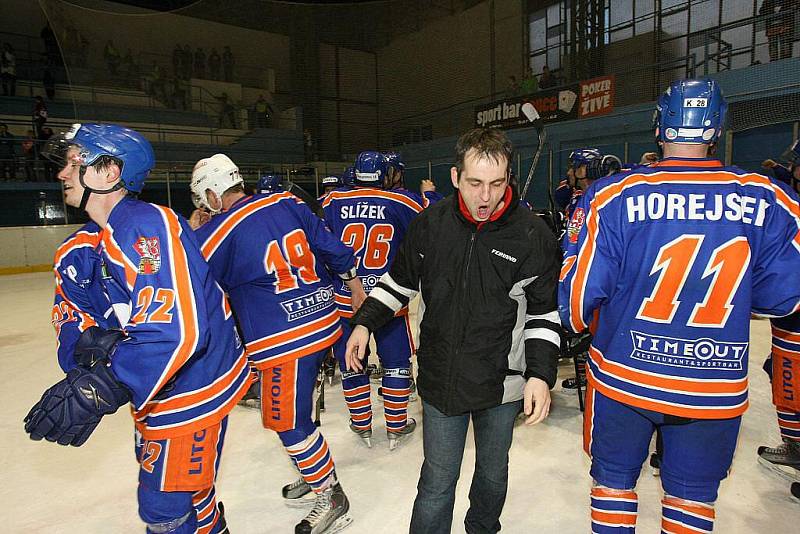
(558, 183, 622, 332)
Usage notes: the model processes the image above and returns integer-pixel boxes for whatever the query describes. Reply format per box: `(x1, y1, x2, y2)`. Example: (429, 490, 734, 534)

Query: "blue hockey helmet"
(257, 173, 283, 194)
(45, 123, 155, 194)
(384, 151, 405, 172)
(568, 148, 600, 168)
(586, 154, 622, 181)
(654, 79, 727, 144)
(341, 166, 356, 186)
(321, 174, 341, 188)
(354, 151, 388, 188)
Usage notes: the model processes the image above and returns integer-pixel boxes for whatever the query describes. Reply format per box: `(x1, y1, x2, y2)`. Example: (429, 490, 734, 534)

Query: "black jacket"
(352, 188, 561, 416)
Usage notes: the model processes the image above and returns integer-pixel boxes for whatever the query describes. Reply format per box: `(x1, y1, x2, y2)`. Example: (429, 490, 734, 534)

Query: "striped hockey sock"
(382, 372, 411, 433)
(590, 486, 638, 533)
(661, 496, 715, 533)
(342, 372, 372, 431)
(285, 430, 336, 493)
(192, 486, 220, 534)
(777, 410, 800, 441)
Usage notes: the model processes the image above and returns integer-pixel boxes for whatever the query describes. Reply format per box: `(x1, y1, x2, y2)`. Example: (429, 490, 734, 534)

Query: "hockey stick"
(519, 102, 547, 202)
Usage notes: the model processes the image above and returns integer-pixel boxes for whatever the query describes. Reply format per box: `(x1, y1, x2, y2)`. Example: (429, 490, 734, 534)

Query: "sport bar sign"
(475, 75, 615, 129)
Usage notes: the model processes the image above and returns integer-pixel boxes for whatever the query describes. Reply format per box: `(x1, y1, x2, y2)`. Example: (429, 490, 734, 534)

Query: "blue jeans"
(410, 399, 522, 534)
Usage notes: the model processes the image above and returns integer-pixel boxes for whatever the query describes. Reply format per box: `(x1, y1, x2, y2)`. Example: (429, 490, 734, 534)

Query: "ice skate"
(237, 380, 261, 410)
(349, 421, 372, 448)
(294, 482, 352, 534)
(561, 376, 586, 391)
(282, 477, 316, 508)
(649, 452, 661, 477)
(388, 417, 416, 451)
(758, 439, 800, 482)
(408, 377, 418, 402)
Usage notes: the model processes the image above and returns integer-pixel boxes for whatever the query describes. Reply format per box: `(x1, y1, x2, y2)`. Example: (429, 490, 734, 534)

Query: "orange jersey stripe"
(560, 255, 577, 282)
(200, 192, 294, 259)
(589, 347, 747, 395)
(101, 225, 138, 291)
(146, 206, 200, 405)
(145, 351, 249, 414)
(252, 330, 342, 370)
(139, 367, 250, 440)
(53, 230, 101, 268)
(246, 311, 340, 354)
(587, 370, 748, 420)
(321, 188, 424, 213)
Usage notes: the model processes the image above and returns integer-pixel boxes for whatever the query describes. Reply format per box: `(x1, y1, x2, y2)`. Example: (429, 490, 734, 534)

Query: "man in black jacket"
(345, 128, 561, 534)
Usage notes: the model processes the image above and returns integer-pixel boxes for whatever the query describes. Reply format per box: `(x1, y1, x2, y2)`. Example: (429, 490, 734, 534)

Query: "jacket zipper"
(463, 232, 475, 290)
(447, 230, 476, 413)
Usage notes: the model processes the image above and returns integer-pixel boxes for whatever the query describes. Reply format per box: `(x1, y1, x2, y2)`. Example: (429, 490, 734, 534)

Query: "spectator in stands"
(209, 48, 221, 81)
(254, 94, 274, 127)
(181, 44, 192, 79)
(218, 92, 237, 128)
(104, 39, 121, 76)
(303, 128, 314, 159)
(122, 49, 138, 80)
(172, 44, 182, 77)
(223, 46, 234, 82)
(40, 23, 59, 66)
(1, 43, 16, 96)
(539, 65, 555, 89)
(520, 66, 538, 95)
(0, 123, 15, 181)
(760, 0, 796, 61)
(32, 96, 48, 139)
(194, 47, 206, 78)
(506, 75, 520, 97)
(21, 130, 35, 181)
(172, 77, 189, 110)
(43, 67, 55, 100)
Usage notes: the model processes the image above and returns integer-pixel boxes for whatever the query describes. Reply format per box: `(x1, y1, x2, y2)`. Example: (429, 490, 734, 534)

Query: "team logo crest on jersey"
(568, 208, 585, 243)
(134, 237, 161, 274)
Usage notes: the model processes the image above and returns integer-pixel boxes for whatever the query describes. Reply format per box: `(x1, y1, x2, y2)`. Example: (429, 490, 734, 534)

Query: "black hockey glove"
(24, 360, 131, 447)
(73, 326, 125, 368)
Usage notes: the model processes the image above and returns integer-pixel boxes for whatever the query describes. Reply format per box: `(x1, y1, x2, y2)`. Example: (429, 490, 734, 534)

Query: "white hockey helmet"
(190, 153, 243, 213)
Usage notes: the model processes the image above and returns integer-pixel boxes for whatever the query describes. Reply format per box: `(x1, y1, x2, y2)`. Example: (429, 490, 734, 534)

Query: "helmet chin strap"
(77, 165, 125, 211)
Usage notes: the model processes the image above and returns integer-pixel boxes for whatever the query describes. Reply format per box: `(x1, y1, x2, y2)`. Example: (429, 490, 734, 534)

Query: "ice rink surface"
(3, 271, 800, 533)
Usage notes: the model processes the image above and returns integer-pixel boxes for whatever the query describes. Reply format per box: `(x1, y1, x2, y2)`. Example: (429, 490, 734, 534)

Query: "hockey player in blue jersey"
(762, 139, 800, 194)
(319, 174, 341, 201)
(384, 151, 442, 207)
(27, 123, 249, 534)
(758, 311, 800, 502)
(51, 221, 121, 373)
(190, 153, 367, 534)
(257, 173, 284, 195)
(554, 148, 599, 212)
(560, 80, 800, 532)
(322, 151, 425, 450)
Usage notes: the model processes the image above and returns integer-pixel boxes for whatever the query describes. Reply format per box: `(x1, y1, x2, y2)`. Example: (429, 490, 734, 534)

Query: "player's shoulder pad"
(54, 221, 103, 267)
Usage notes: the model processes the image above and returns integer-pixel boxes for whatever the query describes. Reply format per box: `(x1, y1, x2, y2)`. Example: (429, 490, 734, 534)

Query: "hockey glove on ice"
(73, 326, 125, 368)
(24, 360, 131, 447)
